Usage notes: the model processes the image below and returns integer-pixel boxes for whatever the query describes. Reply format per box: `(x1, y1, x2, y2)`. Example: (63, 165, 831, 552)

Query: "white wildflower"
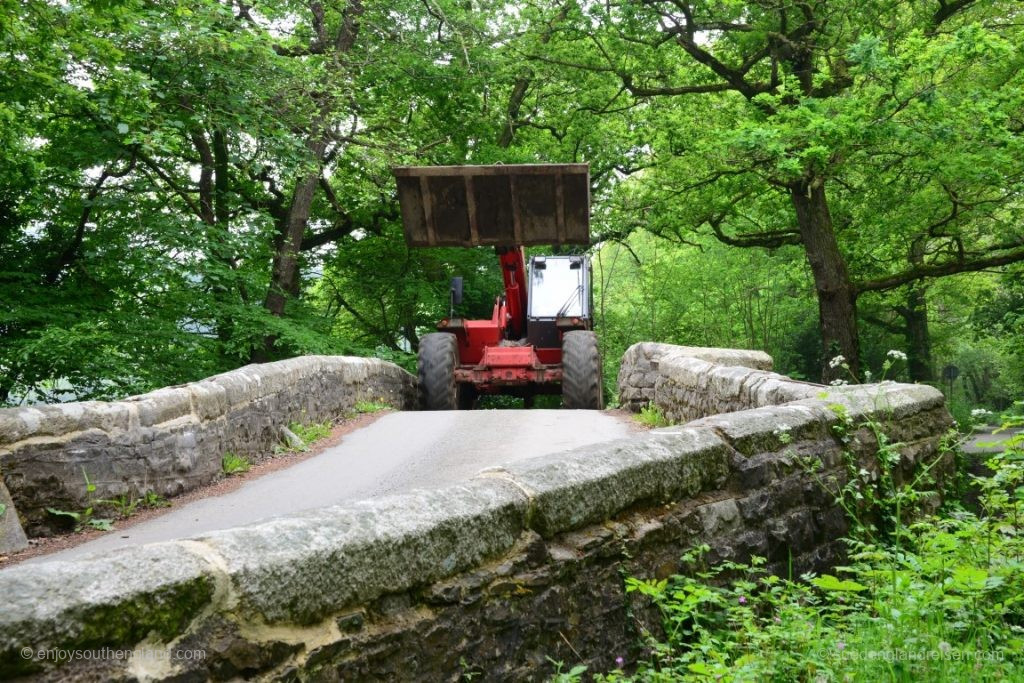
(828, 354, 846, 369)
(971, 408, 989, 417)
(863, 369, 873, 382)
(886, 349, 908, 361)
(829, 378, 848, 386)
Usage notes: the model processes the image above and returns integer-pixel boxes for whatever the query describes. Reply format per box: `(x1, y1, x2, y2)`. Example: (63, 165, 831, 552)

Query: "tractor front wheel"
(419, 332, 462, 410)
(562, 331, 603, 409)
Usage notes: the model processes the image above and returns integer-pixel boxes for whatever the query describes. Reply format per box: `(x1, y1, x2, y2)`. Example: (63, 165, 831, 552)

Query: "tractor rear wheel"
(562, 330, 603, 409)
(418, 332, 461, 410)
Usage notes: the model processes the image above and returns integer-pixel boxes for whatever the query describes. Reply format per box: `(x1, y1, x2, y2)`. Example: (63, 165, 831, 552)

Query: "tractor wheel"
(562, 330, 603, 409)
(418, 332, 460, 410)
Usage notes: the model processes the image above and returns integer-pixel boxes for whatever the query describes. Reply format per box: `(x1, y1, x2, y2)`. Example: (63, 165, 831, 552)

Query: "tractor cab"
(526, 254, 592, 351)
(392, 164, 602, 409)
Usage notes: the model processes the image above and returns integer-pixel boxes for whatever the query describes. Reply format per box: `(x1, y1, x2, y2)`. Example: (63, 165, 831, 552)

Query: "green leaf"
(811, 574, 868, 592)
(46, 507, 81, 522)
(687, 662, 714, 675)
(88, 518, 114, 531)
(951, 566, 989, 591)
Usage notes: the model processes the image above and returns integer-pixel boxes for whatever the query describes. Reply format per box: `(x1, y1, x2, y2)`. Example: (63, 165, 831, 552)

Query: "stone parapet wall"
(0, 356, 417, 536)
(618, 341, 820, 421)
(0, 345, 954, 681)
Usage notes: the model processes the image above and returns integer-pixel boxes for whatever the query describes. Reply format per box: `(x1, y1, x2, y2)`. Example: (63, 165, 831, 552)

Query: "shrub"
(222, 452, 250, 475)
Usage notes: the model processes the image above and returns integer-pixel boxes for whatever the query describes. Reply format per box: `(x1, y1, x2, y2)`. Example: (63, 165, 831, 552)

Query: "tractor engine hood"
(392, 164, 591, 247)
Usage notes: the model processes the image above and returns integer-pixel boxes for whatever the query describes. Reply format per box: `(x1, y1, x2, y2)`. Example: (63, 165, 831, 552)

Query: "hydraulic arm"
(497, 246, 529, 339)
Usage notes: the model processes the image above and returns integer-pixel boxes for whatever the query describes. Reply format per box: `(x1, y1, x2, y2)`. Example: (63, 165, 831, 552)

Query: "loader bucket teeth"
(393, 164, 590, 247)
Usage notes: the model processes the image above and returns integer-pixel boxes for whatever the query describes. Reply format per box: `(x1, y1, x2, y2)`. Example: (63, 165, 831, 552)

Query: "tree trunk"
(901, 239, 934, 383)
(790, 180, 860, 382)
(248, 162, 321, 362)
(251, 0, 363, 363)
(264, 157, 324, 318)
(901, 284, 933, 382)
(252, 146, 326, 362)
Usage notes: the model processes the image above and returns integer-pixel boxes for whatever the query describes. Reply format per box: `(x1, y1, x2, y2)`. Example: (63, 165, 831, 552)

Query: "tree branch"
(621, 74, 734, 97)
(856, 244, 1024, 294)
(707, 211, 802, 248)
(933, 0, 977, 27)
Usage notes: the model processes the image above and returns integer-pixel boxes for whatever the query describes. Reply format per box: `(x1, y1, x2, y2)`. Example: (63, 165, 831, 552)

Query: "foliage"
(574, 421, 1024, 682)
(288, 420, 332, 445)
(549, 0, 1024, 379)
(44, 469, 114, 532)
(635, 403, 671, 429)
(142, 491, 170, 509)
(94, 489, 169, 519)
(614, 511, 1023, 682)
(96, 493, 141, 520)
(353, 400, 391, 414)
(1, 0, 1021, 413)
(221, 452, 250, 476)
(594, 234, 819, 385)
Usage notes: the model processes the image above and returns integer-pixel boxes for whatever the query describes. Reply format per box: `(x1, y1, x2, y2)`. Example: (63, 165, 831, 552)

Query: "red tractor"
(393, 164, 602, 410)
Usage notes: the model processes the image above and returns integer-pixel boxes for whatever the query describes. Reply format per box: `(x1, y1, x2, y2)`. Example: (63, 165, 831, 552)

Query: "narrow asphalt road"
(962, 427, 1023, 455)
(25, 409, 633, 564)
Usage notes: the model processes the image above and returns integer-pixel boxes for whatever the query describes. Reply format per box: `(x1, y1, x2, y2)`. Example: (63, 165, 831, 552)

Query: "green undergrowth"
(352, 400, 392, 414)
(289, 420, 332, 446)
(45, 468, 169, 531)
(557, 405, 1024, 682)
(221, 452, 250, 475)
(635, 403, 672, 429)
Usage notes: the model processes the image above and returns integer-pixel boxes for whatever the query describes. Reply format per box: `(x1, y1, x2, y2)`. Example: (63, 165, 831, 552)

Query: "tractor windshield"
(528, 256, 588, 319)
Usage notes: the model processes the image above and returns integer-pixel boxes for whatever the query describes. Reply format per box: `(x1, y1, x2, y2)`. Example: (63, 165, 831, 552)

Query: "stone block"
(813, 383, 948, 423)
(687, 402, 837, 456)
(0, 481, 27, 555)
(496, 428, 730, 537)
(126, 388, 193, 428)
(0, 543, 216, 678)
(187, 381, 228, 421)
(196, 479, 529, 624)
(698, 498, 741, 535)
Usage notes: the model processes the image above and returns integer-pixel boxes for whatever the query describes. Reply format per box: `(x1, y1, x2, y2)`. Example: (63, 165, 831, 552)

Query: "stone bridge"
(0, 343, 952, 681)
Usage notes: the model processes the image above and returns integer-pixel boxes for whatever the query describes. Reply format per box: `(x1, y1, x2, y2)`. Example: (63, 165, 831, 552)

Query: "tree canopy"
(1, 0, 1022, 407)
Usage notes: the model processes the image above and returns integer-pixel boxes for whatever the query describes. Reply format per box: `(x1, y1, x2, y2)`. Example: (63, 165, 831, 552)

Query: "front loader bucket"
(393, 164, 590, 247)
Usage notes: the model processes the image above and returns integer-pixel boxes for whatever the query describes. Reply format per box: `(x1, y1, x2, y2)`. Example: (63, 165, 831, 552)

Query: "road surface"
(25, 409, 633, 564)
(962, 427, 1023, 455)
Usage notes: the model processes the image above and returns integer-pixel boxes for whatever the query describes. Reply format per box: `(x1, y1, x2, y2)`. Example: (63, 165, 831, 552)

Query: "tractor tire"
(418, 332, 460, 410)
(562, 330, 603, 409)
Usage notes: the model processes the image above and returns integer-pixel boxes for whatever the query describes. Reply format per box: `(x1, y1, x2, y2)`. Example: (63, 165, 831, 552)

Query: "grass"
(289, 420, 332, 444)
(281, 403, 390, 454)
(96, 490, 171, 519)
(635, 402, 672, 428)
(353, 400, 392, 414)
